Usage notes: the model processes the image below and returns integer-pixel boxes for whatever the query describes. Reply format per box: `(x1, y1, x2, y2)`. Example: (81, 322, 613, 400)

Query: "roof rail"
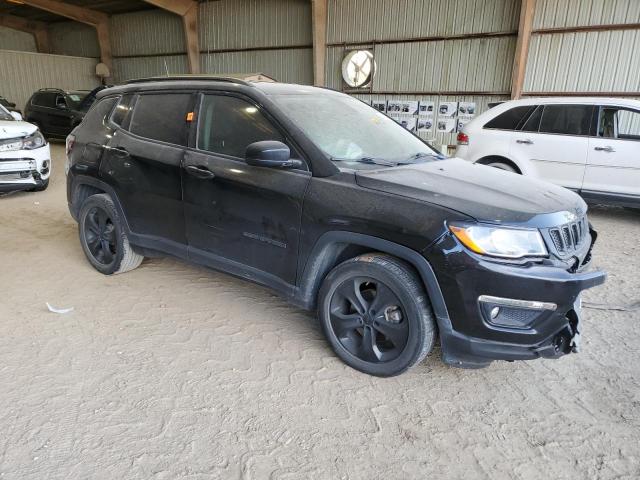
(37, 88, 66, 92)
(125, 73, 277, 86)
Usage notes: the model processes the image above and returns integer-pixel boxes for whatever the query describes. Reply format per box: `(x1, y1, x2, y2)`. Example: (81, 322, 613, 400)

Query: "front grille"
(548, 216, 589, 255)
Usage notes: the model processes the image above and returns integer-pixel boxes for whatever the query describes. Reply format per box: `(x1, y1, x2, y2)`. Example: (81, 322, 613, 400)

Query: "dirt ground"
(0, 144, 638, 479)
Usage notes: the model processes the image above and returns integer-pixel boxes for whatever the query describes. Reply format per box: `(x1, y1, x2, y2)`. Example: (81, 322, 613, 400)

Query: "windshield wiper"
(400, 152, 445, 164)
(331, 156, 399, 167)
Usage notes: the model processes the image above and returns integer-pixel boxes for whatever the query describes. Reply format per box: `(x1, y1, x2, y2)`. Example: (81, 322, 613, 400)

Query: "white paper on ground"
(46, 302, 74, 314)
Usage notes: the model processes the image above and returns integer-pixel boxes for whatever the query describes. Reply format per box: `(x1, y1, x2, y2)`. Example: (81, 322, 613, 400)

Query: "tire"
(78, 193, 143, 275)
(28, 178, 49, 192)
(487, 161, 518, 173)
(318, 253, 437, 377)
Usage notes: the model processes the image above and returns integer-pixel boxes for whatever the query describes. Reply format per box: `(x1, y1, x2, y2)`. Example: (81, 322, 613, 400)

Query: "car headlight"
(449, 223, 548, 259)
(21, 130, 46, 150)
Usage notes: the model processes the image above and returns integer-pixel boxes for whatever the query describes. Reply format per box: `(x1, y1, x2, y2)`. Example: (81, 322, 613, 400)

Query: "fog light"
(478, 295, 557, 329)
(490, 307, 500, 319)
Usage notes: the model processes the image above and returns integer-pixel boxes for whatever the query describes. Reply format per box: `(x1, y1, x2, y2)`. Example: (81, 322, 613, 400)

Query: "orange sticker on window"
(186, 112, 195, 122)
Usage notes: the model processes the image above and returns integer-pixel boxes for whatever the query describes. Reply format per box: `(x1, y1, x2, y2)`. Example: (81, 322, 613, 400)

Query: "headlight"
(449, 223, 548, 259)
(21, 130, 46, 150)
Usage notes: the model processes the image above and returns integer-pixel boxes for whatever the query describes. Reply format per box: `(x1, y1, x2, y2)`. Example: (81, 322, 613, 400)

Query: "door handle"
(516, 139, 534, 145)
(104, 145, 129, 157)
(185, 165, 216, 180)
(594, 146, 615, 153)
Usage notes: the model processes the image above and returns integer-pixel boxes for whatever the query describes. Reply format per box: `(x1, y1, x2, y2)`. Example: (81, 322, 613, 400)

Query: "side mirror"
(10, 111, 22, 121)
(245, 141, 303, 169)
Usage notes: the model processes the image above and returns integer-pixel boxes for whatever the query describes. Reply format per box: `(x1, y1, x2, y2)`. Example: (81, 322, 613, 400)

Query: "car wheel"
(318, 253, 437, 377)
(78, 193, 143, 275)
(487, 161, 518, 173)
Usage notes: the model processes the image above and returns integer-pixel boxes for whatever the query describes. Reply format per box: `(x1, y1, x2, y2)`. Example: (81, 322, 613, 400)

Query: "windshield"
(0, 105, 13, 121)
(66, 92, 89, 110)
(272, 93, 443, 169)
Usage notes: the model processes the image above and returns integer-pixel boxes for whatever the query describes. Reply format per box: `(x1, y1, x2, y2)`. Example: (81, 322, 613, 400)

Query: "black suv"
(65, 77, 606, 377)
(24, 87, 106, 139)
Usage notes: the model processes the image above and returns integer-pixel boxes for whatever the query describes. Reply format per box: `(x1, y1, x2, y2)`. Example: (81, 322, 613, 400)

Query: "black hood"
(355, 158, 587, 226)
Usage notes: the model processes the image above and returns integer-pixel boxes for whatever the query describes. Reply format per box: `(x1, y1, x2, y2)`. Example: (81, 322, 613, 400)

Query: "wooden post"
(311, 0, 328, 86)
(0, 14, 50, 54)
(142, 0, 201, 74)
(19, 0, 112, 70)
(511, 0, 537, 99)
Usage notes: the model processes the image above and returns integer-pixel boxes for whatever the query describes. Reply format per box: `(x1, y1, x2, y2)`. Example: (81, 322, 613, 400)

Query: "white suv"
(456, 97, 640, 208)
(0, 104, 51, 193)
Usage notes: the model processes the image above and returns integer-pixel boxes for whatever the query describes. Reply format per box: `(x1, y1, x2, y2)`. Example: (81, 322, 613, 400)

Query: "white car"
(0, 104, 51, 193)
(456, 97, 640, 208)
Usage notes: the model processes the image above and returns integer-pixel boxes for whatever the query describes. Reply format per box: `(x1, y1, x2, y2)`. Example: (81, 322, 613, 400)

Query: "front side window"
(539, 105, 593, 136)
(197, 95, 285, 158)
(484, 106, 537, 130)
(129, 93, 192, 146)
(271, 93, 440, 169)
(599, 107, 640, 141)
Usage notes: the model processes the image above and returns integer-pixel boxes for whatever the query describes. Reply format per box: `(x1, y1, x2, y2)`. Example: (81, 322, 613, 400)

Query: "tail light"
(457, 132, 469, 145)
(65, 134, 75, 156)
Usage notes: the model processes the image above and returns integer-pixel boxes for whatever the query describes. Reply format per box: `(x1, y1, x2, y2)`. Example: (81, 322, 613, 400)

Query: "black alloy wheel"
(318, 253, 436, 377)
(83, 206, 117, 267)
(329, 277, 409, 363)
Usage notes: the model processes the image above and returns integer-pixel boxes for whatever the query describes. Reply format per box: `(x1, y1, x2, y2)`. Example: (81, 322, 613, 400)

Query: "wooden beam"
(0, 13, 50, 53)
(511, 0, 537, 100)
(311, 0, 328, 86)
(143, 0, 200, 74)
(19, 0, 112, 70)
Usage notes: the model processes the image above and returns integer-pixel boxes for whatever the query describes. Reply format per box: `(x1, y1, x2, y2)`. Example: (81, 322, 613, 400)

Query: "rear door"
(583, 106, 640, 201)
(510, 104, 594, 190)
(100, 92, 195, 246)
(182, 93, 311, 286)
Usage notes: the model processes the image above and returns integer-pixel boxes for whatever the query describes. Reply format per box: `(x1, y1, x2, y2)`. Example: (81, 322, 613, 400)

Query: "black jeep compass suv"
(65, 76, 606, 376)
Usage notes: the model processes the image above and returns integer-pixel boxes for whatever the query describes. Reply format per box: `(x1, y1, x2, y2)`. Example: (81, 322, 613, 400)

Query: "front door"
(511, 104, 594, 190)
(583, 106, 640, 201)
(182, 93, 311, 287)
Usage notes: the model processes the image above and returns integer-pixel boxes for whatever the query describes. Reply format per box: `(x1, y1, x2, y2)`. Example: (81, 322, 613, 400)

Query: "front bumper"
(0, 144, 51, 192)
(426, 232, 606, 368)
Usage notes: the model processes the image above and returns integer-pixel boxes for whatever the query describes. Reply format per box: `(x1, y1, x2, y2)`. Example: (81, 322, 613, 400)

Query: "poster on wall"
(417, 117, 434, 132)
(387, 100, 403, 113)
(438, 102, 458, 118)
(457, 118, 471, 132)
(390, 116, 416, 132)
(372, 99, 387, 113)
(458, 102, 476, 116)
(418, 101, 435, 115)
(400, 101, 419, 115)
(437, 118, 456, 133)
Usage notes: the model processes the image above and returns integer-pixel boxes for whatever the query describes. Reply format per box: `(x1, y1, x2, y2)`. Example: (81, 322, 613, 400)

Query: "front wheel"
(78, 194, 143, 275)
(318, 253, 437, 377)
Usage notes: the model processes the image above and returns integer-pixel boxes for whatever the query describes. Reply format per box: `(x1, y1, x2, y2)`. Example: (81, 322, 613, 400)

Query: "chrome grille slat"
(547, 215, 588, 256)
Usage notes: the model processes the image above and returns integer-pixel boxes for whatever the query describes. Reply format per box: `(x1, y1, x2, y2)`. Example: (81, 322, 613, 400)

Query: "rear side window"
(539, 105, 593, 136)
(129, 93, 192, 146)
(111, 94, 135, 128)
(197, 95, 285, 158)
(81, 97, 117, 131)
(484, 106, 537, 130)
(32, 92, 57, 108)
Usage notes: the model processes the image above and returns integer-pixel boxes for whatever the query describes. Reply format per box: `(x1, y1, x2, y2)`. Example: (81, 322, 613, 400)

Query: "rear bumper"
(426, 232, 606, 368)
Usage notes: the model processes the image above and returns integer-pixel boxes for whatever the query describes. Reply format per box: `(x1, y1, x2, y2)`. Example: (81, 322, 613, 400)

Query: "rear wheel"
(318, 253, 437, 377)
(78, 194, 143, 275)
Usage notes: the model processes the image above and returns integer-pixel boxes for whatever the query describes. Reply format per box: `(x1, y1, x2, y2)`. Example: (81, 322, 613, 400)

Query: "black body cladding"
(66, 78, 606, 370)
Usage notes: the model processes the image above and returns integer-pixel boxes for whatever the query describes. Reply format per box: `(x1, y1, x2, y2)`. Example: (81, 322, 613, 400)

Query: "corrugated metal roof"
(524, 29, 640, 92)
(199, 0, 311, 51)
(534, 0, 640, 29)
(0, 26, 36, 53)
(327, 0, 520, 44)
(112, 54, 189, 83)
(111, 10, 185, 57)
(49, 22, 100, 58)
